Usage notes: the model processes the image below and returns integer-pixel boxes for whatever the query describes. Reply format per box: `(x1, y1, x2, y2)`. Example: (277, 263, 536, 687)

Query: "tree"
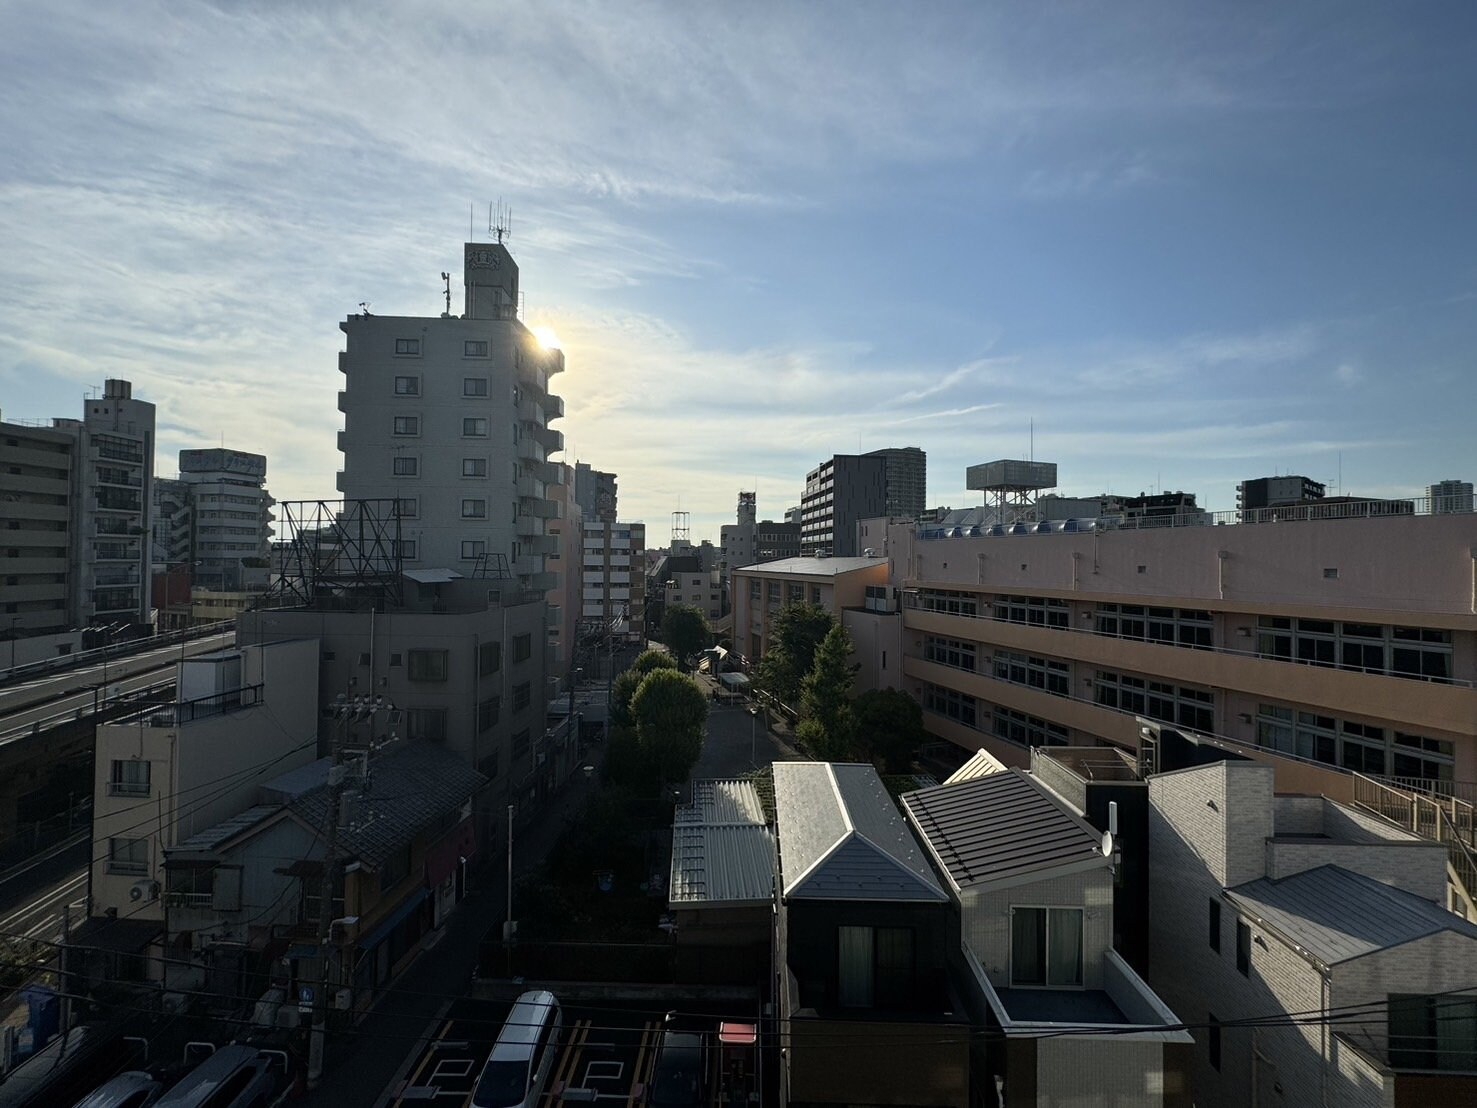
(755, 603, 835, 709)
(630, 668, 709, 785)
(609, 669, 646, 729)
(853, 688, 926, 773)
(632, 648, 679, 677)
(800, 624, 858, 761)
(661, 604, 710, 671)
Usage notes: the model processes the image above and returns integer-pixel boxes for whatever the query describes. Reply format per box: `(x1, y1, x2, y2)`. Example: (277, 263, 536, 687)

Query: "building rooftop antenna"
(441, 272, 451, 317)
(489, 200, 512, 246)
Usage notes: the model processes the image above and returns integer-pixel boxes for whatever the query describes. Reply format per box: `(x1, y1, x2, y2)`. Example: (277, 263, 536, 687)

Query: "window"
(405, 708, 447, 741)
(993, 707, 1069, 748)
(478, 751, 500, 780)
(1096, 670, 1214, 732)
(836, 925, 915, 1009)
(392, 415, 420, 436)
(392, 456, 418, 477)
(478, 696, 500, 732)
(924, 683, 977, 729)
(1011, 907, 1083, 986)
(464, 340, 489, 357)
(109, 759, 151, 797)
(464, 377, 489, 396)
(1209, 898, 1221, 953)
(1236, 920, 1251, 976)
(993, 595, 1069, 628)
(512, 634, 532, 663)
(1208, 1013, 1221, 1071)
(462, 457, 488, 477)
(479, 641, 502, 676)
(512, 729, 530, 757)
(461, 540, 486, 560)
(461, 499, 487, 519)
(394, 338, 420, 356)
(407, 648, 449, 682)
(108, 837, 149, 876)
(917, 589, 979, 616)
(394, 497, 418, 519)
(1096, 604, 1212, 649)
(462, 417, 489, 437)
(512, 682, 531, 711)
(393, 375, 419, 395)
(925, 636, 976, 672)
(1389, 993, 1477, 1071)
(994, 651, 1071, 696)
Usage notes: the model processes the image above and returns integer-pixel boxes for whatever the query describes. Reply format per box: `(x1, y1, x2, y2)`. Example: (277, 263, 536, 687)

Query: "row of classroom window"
(921, 677, 1455, 782)
(316, 640, 532, 679)
(913, 590, 1456, 683)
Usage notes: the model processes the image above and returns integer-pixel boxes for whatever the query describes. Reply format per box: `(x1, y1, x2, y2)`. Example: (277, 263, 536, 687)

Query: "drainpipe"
(1321, 970, 1331, 1108)
(1217, 550, 1229, 601)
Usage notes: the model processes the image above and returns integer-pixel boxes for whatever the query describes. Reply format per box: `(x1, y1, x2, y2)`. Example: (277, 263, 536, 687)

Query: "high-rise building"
(574, 463, 617, 524)
(582, 519, 645, 642)
(164, 449, 274, 591)
(2, 379, 155, 640)
(1428, 479, 1474, 515)
(1236, 475, 1325, 511)
(544, 461, 583, 676)
(336, 241, 564, 593)
(721, 490, 800, 571)
(800, 454, 888, 557)
(865, 446, 927, 520)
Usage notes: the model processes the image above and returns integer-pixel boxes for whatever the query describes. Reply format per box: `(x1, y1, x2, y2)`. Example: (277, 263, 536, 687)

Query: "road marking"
(543, 1018, 591, 1106)
(394, 1017, 454, 1108)
(429, 1058, 473, 1081)
(627, 1020, 658, 1108)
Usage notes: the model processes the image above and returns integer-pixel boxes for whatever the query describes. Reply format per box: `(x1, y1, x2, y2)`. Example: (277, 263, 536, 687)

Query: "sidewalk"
(301, 749, 606, 1106)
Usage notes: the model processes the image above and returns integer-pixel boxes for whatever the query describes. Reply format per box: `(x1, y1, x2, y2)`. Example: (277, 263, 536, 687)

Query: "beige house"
(90, 637, 320, 923)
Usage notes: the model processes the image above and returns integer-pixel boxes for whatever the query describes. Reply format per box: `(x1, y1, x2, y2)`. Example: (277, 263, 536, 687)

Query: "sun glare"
(533, 326, 562, 350)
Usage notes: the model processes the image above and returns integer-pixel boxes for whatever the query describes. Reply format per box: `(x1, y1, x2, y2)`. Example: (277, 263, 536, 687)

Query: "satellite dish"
(1101, 830, 1115, 857)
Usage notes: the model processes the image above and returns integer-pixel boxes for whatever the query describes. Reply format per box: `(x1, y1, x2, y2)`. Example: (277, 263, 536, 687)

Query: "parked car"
(472, 989, 564, 1108)
(72, 1071, 165, 1108)
(646, 1017, 710, 1107)
(153, 1044, 288, 1108)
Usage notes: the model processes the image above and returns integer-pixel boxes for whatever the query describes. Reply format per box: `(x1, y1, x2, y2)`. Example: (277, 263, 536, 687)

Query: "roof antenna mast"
(488, 200, 512, 246)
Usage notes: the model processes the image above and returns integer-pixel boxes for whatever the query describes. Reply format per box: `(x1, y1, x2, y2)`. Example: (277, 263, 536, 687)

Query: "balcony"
(545, 394, 565, 419)
(529, 498, 560, 519)
(515, 516, 546, 539)
(542, 427, 564, 453)
(515, 475, 542, 499)
(164, 891, 213, 909)
(337, 390, 349, 412)
(516, 437, 542, 462)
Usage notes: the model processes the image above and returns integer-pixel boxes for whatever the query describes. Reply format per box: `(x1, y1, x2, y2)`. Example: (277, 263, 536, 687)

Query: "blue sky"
(3, 2, 1474, 541)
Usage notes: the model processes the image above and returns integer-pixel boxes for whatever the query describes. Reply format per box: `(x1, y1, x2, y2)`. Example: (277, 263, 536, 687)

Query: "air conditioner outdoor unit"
(130, 879, 161, 903)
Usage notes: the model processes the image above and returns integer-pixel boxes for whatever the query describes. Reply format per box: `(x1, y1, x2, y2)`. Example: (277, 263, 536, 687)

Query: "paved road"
(692, 701, 800, 781)
(0, 863, 88, 944)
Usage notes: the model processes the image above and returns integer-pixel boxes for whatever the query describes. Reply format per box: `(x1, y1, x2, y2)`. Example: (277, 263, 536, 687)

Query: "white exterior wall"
(90, 637, 319, 920)
(962, 867, 1115, 991)
(1036, 1038, 1171, 1107)
(337, 243, 564, 591)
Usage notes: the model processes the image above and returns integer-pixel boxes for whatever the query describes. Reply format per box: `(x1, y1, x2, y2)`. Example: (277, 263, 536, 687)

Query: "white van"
(472, 989, 564, 1108)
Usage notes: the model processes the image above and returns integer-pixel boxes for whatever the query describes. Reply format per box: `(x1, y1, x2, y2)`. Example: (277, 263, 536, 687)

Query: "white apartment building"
(90, 637, 319, 922)
(175, 449, 274, 590)
(336, 241, 564, 593)
(665, 570, 723, 621)
(2, 380, 156, 643)
(582, 520, 645, 642)
(1149, 760, 1477, 1107)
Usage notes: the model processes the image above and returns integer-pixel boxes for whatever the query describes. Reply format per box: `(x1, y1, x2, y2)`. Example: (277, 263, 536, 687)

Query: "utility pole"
(307, 693, 389, 1088)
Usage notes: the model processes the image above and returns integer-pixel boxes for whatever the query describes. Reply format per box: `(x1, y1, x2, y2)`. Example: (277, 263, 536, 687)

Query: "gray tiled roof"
(772, 762, 946, 902)
(669, 824, 777, 906)
(675, 779, 766, 826)
(169, 806, 282, 855)
(1225, 864, 1477, 968)
(902, 770, 1108, 893)
(290, 742, 485, 870)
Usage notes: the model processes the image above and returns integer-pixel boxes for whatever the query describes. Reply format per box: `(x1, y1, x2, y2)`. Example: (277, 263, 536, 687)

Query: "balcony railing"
(901, 592, 1476, 689)
(1352, 773, 1477, 917)
(133, 683, 263, 727)
(164, 891, 214, 909)
(917, 493, 1471, 541)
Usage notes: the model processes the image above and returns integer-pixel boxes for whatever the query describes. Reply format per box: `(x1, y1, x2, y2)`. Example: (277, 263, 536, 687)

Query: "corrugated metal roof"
(169, 805, 282, 855)
(902, 770, 1108, 893)
(944, 748, 1010, 784)
(1225, 864, 1477, 968)
(669, 824, 776, 906)
(738, 557, 888, 578)
(676, 779, 766, 826)
(290, 742, 485, 869)
(772, 762, 946, 902)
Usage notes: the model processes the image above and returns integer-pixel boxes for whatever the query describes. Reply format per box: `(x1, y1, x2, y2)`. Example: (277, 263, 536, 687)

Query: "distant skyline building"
(574, 462, 617, 523)
(1237, 475, 1326, 511)
(335, 240, 564, 593)
(1, 378, 156, 642)
(582, 519, 645, 642)
(1428, 479, 1473, 515)
(153, 448, 275, 592)
(866, 446, 927, 520)
(800, 453, 888, 557)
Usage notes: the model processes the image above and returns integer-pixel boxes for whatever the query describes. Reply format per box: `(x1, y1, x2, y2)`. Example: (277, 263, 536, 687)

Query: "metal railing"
(1352, 773, 1477, 917)
(901, 593, 1475, 689)
(134, 683, 262, 727)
